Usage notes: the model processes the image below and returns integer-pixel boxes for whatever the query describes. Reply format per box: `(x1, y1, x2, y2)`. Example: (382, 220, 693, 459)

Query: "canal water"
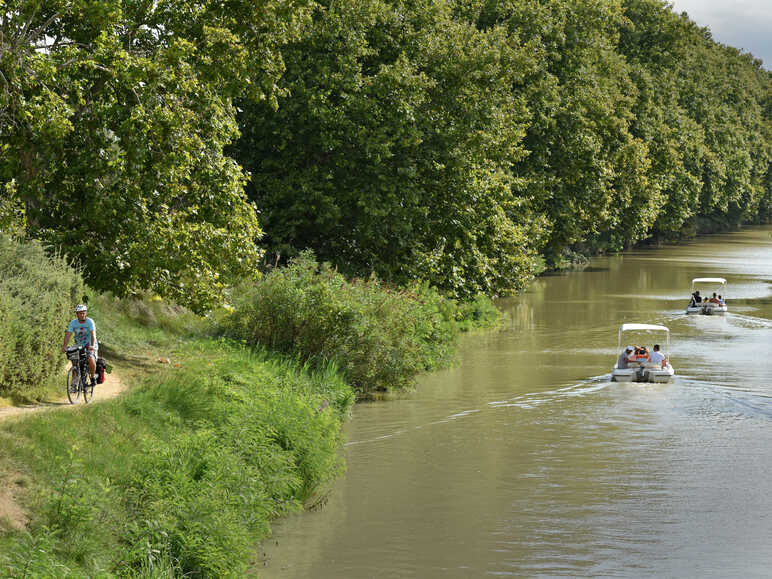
(258, 226, 772, 578)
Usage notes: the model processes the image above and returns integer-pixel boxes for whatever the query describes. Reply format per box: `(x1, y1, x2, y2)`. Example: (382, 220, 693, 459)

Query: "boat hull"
(612, 365, 674, 383)
(685, 304, 727, 315)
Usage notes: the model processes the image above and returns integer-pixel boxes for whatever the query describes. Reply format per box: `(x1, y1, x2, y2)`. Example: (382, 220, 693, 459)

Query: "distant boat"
(611, 323, 674, 383)
(686, 277, 728, 315)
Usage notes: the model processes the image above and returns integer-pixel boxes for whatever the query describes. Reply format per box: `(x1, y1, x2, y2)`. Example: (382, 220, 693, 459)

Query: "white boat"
(686, 277, 728, 314)
(611, 323, 675, 383)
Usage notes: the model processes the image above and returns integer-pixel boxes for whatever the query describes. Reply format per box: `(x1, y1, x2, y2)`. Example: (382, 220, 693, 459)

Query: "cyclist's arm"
(62, 331, 73, 353)
(89, 329, 97, 351)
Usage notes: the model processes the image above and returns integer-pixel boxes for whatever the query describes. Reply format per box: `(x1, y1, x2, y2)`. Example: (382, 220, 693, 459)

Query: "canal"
(259, 226, 772, 578)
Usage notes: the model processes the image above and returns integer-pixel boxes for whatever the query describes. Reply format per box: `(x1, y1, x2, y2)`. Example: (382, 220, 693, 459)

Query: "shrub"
(223, 252, 461, 393)
(0, 236, 83, 401)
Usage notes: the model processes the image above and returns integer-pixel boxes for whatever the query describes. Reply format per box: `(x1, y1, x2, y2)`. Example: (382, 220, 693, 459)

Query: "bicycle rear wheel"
(66, 366, 80, 404)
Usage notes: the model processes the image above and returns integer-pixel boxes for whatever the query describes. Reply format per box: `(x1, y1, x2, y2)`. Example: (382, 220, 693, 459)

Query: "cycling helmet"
(74, 304, 88, 312)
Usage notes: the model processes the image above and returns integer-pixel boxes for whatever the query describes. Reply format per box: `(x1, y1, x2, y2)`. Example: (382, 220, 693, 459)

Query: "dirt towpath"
(0, 369, 128, 421)
(0, 370, 130, 531)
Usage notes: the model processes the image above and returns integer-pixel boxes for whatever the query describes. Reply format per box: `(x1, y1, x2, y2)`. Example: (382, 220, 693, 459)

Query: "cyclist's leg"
(88, 348, 98, 383)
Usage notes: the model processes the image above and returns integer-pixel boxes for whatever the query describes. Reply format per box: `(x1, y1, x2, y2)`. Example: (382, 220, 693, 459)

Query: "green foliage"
(223, 251, 464, 393)
(1, 0, 770, 307)
(454, 293, 502, 332)
(0, 342, 353, 578)
(0, 236, 83, 401)
(237, 0, 770, 282)
(0, 181, 26, 237)
(619, 0, 772, 238)
(0, 0, 318, 313)
(236, 0, 542, 298)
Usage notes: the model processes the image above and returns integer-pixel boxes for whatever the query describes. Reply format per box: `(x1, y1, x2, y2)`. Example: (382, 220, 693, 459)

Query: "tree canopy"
(2, 0, 771, 307)
(1, 0, 313, 311)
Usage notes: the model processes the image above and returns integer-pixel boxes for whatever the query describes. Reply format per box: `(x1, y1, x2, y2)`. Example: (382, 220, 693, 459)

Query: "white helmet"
(74, 304, 88, 312)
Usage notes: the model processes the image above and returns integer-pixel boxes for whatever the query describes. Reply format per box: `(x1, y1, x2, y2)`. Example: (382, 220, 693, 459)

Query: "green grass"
(0, 294, 354, 577)
(0, 339, 353, 577)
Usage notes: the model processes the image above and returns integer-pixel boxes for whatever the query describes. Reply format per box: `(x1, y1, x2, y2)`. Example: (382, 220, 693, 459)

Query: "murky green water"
(258, 226, 772, 578)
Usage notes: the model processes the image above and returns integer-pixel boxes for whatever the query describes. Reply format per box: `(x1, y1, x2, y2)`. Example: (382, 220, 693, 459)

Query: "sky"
(668, 0, 772, 69)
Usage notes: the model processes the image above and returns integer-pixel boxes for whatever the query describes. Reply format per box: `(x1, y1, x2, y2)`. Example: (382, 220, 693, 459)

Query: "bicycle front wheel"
(66, 366, 80, 404)
(83, 376, 94, 403)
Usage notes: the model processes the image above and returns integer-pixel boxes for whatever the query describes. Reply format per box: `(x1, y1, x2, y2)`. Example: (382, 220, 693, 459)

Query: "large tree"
(236, 0, 543, 298)
(1, 0, 313, 311)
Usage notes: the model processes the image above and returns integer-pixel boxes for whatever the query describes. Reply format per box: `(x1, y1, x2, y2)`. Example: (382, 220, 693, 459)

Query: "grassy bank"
(0, 245, 501, 576)
(0, 336, 354, 577)
(223, 252, 500, 396)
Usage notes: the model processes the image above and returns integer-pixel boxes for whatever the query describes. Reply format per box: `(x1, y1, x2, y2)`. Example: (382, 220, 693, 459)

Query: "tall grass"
(223, 252, 473, 394)
(0, 236, 83, 401)
(0, 341, 354, 577)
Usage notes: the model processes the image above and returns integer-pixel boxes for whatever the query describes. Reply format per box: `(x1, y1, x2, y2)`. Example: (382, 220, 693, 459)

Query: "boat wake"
(725, 312, 772, 329)
(487, 374, 613, 409)
(345, 376, 616, 447)
(343, 409, 483, 447)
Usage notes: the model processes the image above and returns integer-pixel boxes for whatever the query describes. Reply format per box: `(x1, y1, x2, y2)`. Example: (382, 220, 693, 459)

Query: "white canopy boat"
(611, 323, 675, 383)
(686, 277, 727, 314)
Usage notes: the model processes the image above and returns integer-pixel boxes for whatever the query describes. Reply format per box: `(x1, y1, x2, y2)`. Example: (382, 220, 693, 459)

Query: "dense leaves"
(236, 0, 771, 287)
(237, 0, 541, 298)
(1, 0, 313, 312)
(2, 0, 771, 306)
(223, 251, 461, 393)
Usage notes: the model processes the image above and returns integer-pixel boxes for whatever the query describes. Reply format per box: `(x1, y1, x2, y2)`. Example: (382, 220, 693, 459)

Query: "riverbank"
(254, 225, 772, 578)
(0, 258, 499, 576)
(0, 321, 355, 576)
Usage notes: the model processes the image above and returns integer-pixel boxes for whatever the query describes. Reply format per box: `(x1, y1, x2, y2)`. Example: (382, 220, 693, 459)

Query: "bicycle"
(65, 346, 95, 404)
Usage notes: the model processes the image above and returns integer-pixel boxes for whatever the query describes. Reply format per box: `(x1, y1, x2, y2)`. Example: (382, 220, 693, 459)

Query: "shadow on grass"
(99, 344, 156, 370)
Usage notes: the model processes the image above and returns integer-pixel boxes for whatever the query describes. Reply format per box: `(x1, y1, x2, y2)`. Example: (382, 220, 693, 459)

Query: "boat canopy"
(617, 323, 670, 353)
(691, 277, 726, 284)
(619, 323, 670, 333)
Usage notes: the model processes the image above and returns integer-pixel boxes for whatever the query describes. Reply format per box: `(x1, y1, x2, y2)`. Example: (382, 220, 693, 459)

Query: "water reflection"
(259, 227, 772, 578)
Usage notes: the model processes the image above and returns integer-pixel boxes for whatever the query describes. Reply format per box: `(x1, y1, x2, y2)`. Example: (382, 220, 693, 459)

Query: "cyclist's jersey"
(67, 317, 97, 348)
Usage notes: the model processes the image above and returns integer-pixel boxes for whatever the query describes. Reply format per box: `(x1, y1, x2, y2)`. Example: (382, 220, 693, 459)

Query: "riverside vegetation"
(2, 0, 770, 312)
(0, 236, 498, 577)
(1, 0, 770, 575)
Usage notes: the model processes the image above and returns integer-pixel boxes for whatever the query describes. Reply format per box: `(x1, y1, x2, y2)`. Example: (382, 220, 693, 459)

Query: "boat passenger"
(689, 290, 702, 307)
(718, 294, 725, 306)
(617, 346, 635, 369)
(648, 344, 667, 368)
(708, 292, 720, 304)
(635, 346, 649, 361)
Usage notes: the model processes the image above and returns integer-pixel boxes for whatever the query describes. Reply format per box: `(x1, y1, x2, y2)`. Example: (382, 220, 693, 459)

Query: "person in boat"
(648, 344, 667, 368)
(689, 290, 702, 307)
(708, 292, 721, 304)
(718, 294, 725, 306)
(634, 346, 649, 361)
(617, 346, 635, 369)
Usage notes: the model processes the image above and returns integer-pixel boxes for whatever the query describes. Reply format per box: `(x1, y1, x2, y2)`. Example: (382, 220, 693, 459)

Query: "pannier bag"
(96, 357, 107, 384)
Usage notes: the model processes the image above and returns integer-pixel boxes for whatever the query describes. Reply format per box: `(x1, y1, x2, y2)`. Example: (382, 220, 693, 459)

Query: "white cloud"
(668, 0, 772, 68)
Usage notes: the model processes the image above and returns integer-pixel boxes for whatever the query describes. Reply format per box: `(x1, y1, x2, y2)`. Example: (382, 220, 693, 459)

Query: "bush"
(0, 236, 83, 401)
(223, 252, 465, 394)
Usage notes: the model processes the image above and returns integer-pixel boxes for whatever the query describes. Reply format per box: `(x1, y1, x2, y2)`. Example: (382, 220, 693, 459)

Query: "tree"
(1, 0, 313, 311)
(237, 0, 543, 298)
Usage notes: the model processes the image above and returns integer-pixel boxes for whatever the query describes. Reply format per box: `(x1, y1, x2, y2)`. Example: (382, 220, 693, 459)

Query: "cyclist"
(61, 304, 98, 386)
